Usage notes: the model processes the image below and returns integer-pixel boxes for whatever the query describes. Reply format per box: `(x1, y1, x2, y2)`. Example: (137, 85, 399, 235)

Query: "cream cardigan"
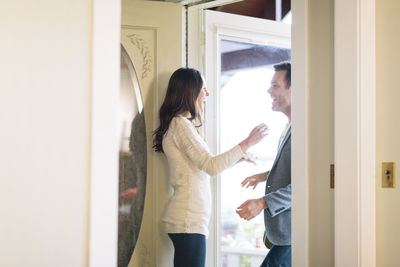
(161, 116, 244, 237)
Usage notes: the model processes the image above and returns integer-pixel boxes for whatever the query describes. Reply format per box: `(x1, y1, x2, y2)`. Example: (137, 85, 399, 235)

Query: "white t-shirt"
(161, 115, 243, 237)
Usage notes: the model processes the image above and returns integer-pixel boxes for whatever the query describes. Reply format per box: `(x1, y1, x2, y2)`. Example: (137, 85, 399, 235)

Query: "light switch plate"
(382, 162, 394, 188)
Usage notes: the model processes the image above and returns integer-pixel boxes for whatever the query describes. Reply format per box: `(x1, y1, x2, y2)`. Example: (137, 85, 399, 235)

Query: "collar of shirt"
(278, 122, 291, 148)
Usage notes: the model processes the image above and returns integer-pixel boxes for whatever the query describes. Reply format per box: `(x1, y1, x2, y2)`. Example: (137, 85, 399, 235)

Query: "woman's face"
(196, 79, 209, 112)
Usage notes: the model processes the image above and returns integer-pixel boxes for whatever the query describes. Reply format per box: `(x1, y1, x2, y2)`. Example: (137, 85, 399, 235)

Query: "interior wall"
(0, 1, 92, 266)
(308, 0, 335, 266)
(376, 0, 400, 266)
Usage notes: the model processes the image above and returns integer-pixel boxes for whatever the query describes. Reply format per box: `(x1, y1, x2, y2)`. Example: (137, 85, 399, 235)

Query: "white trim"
(187, 0, 241, 9)
(359, 1, 376, 266)
(275, 0, 282, 21)
(334, 0, 376, 266)
(203, 11, 221, 267)
(291, 0, 309, 266)
(89, 1, 121, 266)
(187, 7, 204, 74)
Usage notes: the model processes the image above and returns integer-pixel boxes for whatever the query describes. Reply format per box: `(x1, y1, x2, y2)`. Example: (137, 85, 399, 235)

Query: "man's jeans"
(260, 245, 291, 267)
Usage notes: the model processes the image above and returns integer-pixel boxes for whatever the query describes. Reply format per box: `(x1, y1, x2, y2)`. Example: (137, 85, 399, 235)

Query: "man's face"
(267, 70, 291, 115)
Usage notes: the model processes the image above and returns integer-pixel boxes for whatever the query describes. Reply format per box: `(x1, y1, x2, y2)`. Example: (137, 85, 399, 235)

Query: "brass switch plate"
(382, 162, 395, 188)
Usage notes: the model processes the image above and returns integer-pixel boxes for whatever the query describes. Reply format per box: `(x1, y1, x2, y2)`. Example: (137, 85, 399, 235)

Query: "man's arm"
(264, 184, 291, 217)
(236, 183, 292, 220)
(241, 171, 269, 190)
(236, 197, 268, 221)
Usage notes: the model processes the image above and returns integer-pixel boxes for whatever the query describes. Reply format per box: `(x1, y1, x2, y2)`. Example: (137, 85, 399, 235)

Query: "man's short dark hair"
(273, 61, 291, 88)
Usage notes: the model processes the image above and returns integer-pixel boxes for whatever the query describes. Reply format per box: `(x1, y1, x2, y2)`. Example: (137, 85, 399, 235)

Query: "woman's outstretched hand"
(241, 172, 269, 190)
(239, 123, 268, 152)
(238, 152, 257, 165)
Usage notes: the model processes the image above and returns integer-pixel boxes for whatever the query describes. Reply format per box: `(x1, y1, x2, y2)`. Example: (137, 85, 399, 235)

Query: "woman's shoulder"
(166, 116, 185, 132)
(170, 116, 198, 137)
(171, 115, 191, 127)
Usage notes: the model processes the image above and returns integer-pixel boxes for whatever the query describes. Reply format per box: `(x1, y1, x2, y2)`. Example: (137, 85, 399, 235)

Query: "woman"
(153, 67, 268, 267)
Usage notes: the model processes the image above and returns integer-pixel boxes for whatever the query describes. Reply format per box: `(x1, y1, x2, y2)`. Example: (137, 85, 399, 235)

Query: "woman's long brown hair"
(153, 67, 203, 153)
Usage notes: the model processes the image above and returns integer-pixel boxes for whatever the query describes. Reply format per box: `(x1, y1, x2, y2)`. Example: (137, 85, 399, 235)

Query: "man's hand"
(236, 197, 268, 221)
(241, 171, 268, 190)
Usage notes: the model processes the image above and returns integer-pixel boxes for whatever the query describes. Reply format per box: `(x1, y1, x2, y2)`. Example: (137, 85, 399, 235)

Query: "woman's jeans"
(260, 245, 291, 267)
(168, 233, 206, 267)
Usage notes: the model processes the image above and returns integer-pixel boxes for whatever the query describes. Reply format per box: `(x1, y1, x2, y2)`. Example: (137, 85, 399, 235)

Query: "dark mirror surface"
(118, 45, 147, 267)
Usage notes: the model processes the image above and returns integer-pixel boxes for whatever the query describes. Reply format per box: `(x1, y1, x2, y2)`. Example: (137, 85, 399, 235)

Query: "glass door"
(203, 10, 291, 266)
(219, 39, 290, 267)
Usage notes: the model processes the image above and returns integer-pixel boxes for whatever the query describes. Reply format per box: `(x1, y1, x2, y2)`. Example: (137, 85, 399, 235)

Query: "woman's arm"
(173, 118, 267, 176)
(239, 124, 269, 152)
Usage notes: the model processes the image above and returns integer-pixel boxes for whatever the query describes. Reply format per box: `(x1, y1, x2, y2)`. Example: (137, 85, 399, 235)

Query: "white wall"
(376, 0, 400, 266)
(308, 0, 335, 266)
(0, 1, 92, 266)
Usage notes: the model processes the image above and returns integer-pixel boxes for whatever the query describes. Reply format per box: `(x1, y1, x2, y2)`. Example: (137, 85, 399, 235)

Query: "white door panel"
(121, 1, 184, 266)
(200, 10, 291, 267)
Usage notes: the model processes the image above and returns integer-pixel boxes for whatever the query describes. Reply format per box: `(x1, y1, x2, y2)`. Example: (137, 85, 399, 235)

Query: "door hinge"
(330, 164, 334, 188)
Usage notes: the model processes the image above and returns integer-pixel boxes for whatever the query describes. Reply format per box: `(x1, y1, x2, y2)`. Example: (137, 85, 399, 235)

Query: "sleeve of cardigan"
(173, 117, 243, 176)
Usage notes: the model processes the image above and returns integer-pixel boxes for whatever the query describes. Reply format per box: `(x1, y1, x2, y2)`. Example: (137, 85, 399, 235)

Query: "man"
(236, 62, 291, 267)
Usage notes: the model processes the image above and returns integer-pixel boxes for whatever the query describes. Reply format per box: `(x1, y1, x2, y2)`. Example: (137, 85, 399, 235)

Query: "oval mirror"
(118, 45, 147, 267)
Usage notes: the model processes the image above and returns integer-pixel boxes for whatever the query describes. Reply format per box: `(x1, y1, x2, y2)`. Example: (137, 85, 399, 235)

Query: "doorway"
(191, 9, 291, 266)
(219, 40, 290, 267)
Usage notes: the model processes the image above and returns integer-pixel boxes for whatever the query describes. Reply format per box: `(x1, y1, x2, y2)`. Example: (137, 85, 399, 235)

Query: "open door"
(120, 1, 184, 266)
(189, 8, 291, 266)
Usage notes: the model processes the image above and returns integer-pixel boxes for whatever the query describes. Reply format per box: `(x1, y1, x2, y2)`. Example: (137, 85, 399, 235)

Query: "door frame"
(188, 2, 308, 266)
(291, 1, 309, 265)
(334, 0, 376, 266)
(188, 0, 309, 266)
(89, 0, 121, 267)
